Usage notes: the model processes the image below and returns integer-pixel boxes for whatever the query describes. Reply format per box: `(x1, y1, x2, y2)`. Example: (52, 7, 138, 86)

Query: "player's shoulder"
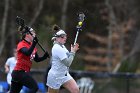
(8, 56, 15, 59)
(53, 44, 61, 48)
(17, 40, 25, 46)
(53, 44, 64, 50)
(7, 57, 15, 61)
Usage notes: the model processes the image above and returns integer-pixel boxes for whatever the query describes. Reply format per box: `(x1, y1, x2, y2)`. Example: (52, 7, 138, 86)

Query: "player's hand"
(71, 43, 79, 53)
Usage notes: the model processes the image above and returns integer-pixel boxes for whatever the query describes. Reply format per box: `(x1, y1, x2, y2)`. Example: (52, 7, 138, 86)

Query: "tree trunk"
(0, 0, 9, 55)
(29, 0, 44, 26)
(61, 0, 69, 30)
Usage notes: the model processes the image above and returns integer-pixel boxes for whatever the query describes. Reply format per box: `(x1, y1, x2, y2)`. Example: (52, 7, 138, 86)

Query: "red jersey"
(14, 40, 37, 72)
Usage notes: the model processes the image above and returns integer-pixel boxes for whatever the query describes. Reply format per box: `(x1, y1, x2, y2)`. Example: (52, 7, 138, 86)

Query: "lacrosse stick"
(74, 12, 85, 45)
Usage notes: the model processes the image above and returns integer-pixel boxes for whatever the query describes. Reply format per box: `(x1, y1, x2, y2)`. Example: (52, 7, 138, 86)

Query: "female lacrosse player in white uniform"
(46, 25, 79, 93)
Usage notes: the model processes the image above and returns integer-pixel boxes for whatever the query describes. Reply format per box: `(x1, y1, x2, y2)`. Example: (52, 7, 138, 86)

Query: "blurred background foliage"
(1, 0, 140, 74)
(1, 1, 140, 92)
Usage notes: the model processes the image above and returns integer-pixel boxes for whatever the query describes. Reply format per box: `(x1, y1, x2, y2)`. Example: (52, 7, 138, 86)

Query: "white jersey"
(47, 43, 73, 89)
(51, 43, 69, 74)
(5, 57, 17, 84)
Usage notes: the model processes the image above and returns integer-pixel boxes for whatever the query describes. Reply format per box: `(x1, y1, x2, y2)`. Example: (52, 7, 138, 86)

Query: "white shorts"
(7, 73, 12, 85)
(46, 71, 73, 89)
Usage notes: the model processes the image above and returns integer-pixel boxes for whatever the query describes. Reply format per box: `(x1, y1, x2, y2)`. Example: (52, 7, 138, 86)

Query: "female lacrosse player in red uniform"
(9, 27, 49, 93)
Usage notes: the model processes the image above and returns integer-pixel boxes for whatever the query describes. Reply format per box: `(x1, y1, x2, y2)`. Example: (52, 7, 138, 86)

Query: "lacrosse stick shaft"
(30, 34, 50, 57)
(74, 31, 79, 45)
(28, 33, 46, 53)
(37, 42, 46, 52)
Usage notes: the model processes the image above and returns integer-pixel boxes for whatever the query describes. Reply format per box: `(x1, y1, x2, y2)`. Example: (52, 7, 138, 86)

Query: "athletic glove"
(33, 37, 38, 44)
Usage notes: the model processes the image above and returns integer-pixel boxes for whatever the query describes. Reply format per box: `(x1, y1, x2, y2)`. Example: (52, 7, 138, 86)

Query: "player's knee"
(70, 87, 79, 93)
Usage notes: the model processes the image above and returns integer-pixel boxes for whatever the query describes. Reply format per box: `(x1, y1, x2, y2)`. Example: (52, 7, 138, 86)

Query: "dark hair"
(17, 26, 25, 39)
(52, 24, 60, 33)
(18, 26, 31, 39)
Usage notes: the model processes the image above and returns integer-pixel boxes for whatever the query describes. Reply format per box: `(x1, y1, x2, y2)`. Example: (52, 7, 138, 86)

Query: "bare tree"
(29, 0, 44, 26)
(0, 0, 9, 55)
(61, 0, 69, 30)
(83, 0, 139, 73)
